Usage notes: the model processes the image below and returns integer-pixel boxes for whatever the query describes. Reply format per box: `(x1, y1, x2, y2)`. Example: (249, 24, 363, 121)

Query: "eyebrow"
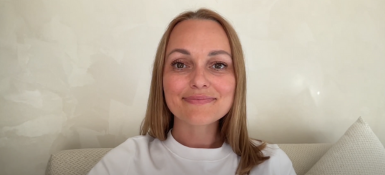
(167, 48, 232, 58)
(208, 50, 232, 57)
(167, 49, 190, 57)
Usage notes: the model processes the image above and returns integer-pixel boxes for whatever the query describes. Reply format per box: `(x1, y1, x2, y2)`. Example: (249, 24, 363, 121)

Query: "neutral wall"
(0, 0, 384, 174)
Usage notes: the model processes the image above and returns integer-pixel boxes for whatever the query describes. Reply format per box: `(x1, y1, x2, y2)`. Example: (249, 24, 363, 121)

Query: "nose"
(190, 66, 210, 89)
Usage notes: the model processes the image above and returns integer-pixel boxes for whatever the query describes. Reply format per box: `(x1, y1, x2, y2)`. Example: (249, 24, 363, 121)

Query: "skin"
(163, 19, 236, 148)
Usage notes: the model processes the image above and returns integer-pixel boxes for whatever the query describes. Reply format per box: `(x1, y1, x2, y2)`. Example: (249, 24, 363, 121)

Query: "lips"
(183, 95, 216, 105)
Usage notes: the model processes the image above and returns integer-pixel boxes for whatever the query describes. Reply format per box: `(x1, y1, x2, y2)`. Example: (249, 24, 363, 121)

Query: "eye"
(211, 62, 227, 70)
(172, 61, 187, 69)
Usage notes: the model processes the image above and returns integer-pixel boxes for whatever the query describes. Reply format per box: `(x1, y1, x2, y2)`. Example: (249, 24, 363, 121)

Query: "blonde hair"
(140, 8, 269, 175)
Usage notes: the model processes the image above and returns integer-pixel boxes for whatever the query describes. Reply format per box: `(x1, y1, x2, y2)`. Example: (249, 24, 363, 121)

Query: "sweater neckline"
(162, 130, 233, 161)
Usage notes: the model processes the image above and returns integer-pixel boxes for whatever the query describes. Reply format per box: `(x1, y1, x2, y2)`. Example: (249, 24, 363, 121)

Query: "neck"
(172, 118, 223, 148)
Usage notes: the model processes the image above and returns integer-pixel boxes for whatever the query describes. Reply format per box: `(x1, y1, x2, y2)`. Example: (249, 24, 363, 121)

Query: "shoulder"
(88, 135, 155, 175)
(110, 134, 155, 154)
(251, 140, 289, 159)
(250, 142, 296, 175)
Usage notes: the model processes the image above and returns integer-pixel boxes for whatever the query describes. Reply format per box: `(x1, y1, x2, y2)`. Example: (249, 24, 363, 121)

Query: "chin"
(182, 113, 223, 126)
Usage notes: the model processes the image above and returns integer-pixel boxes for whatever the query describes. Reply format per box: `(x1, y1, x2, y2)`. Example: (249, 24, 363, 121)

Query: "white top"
(88, 131, 296, 175)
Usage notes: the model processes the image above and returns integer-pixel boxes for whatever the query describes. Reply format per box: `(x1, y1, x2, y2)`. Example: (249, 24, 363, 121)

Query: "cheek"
(213, 76, 236, 98)
(163, 75, 188, 99)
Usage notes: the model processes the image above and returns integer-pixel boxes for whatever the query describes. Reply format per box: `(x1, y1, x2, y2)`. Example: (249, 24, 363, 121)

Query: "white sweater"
(88, 131, 296, 175)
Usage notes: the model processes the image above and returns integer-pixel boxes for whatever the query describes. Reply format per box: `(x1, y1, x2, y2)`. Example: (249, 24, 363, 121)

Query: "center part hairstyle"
(140, 8, 269, 175)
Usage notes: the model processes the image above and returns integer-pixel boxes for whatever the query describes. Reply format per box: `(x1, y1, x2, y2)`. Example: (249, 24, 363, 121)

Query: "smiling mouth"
(183, 95, 216, 105)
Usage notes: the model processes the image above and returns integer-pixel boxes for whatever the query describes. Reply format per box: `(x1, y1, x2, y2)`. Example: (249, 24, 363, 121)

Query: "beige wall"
(0, 0, 384, 174)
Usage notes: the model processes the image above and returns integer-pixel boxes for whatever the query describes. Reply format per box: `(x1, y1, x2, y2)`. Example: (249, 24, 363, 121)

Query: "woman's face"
(163, 19, 236, 126)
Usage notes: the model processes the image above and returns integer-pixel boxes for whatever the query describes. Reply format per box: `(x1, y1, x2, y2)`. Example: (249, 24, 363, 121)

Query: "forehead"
(166, 19, 231, 54)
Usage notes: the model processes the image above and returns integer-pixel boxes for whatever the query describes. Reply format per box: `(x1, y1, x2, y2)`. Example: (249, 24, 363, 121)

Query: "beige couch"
(45, 144, 332, 175)
(45, 117, 385, 175)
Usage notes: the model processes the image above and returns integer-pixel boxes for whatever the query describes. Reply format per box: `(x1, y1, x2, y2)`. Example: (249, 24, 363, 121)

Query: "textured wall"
(0, 0, 384, 174)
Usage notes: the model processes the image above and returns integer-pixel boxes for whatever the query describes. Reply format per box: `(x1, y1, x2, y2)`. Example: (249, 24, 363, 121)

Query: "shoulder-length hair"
(140, 8, 269, 175)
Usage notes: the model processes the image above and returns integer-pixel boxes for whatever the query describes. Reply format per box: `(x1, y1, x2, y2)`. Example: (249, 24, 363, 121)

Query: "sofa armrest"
(45, 148, 112, 175)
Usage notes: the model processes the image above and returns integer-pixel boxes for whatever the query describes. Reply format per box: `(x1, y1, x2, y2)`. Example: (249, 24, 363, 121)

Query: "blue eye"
(211, 62, 227, 70)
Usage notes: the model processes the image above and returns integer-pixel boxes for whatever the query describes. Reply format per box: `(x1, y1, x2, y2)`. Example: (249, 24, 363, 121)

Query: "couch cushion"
(306, 117, 385, 175)
(46, 148, 112, 175)
(278, 144, 332, 175)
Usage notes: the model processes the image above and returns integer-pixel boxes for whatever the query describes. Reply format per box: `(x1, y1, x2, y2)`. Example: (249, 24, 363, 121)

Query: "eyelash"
(171, 60, 188, 69)
(170, 60, 228, 70)
(210, 61, 228, 70)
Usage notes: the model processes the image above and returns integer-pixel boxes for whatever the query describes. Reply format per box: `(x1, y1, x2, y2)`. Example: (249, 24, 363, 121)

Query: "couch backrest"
(46, 144, 332, 175)
(46, 148, 112, 175)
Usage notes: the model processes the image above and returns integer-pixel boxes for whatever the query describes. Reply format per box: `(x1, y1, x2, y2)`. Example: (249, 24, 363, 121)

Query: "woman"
(88, 8, 296, 175)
